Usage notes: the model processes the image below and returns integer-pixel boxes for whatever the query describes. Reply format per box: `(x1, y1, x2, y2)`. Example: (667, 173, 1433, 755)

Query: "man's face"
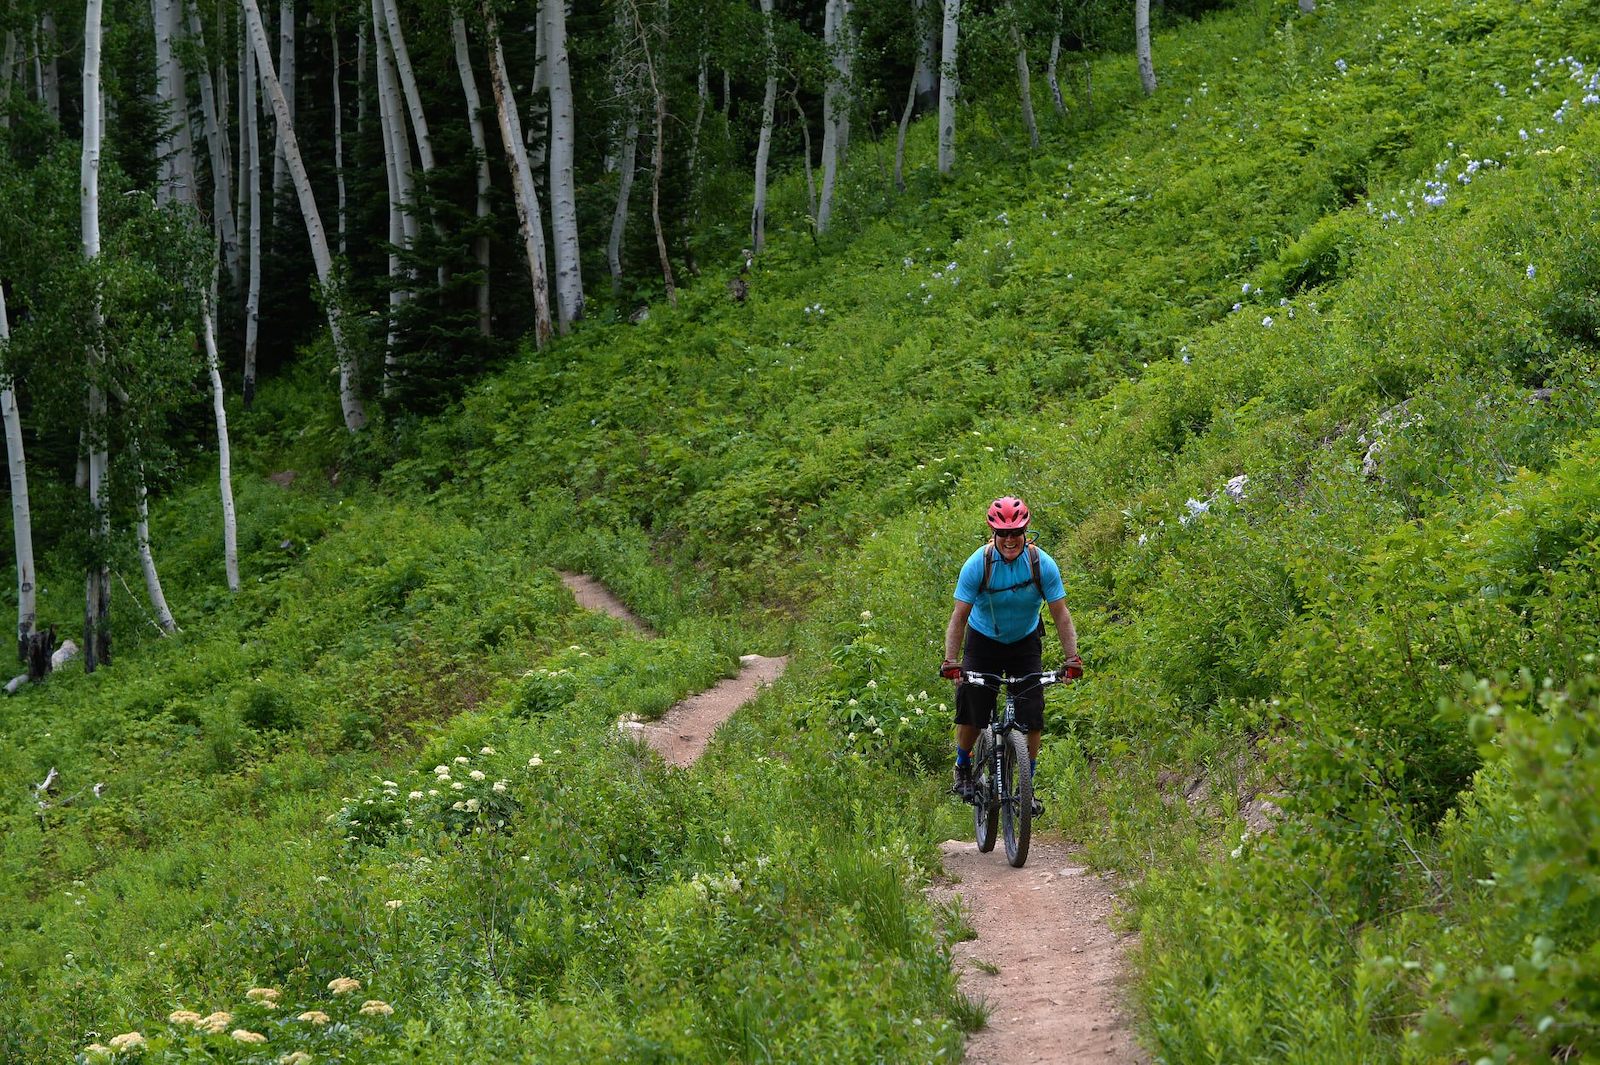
(993, 528, 1026, 561)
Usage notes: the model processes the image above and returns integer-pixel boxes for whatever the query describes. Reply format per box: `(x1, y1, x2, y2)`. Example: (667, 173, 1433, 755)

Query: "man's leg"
(1026, 728, 1041, 760)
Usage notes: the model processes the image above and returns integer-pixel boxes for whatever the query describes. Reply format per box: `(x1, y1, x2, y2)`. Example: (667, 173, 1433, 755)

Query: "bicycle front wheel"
(1001, 729, 1032, 867)
(973, 732, 999, 853)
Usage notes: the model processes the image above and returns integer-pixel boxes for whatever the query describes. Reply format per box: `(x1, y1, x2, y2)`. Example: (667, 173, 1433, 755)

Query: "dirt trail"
(932, 838, 1145, 1065)
(624, 654, 788, 766)
(556, 571, 785, 767)
(558, 571, 653, 635)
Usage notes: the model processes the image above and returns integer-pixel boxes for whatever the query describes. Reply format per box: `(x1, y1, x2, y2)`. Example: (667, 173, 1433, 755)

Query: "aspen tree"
(331, 15, 346, 255)
(624, 0, 676, 305)
(1045, 29, 1066, 117)
(153, 0, 198, 207)
(1010, 8, 1038, 149)
(81, 0, 112, 671)
(39, 14, 60, 121)
(938, 0, 960, 174)
(378, 0, 445, 291)
(750, 0, 777, 253)
(243, 0, 366, 431)
(272, 0, 294, 224)
(201, 258, 238, 591)
(791, 89, 816, 222)
(132, 447, 178, 633)
(545, 0, 582, 330)
(817, 0, 854, 234)
(450, 11, 491, 335)
(186, 0, 239, 280)
(481, 1, 552, 347)
(605, 5, 640, 294)
(896, 0, 936, 192)
(913, 0, 937, 111)
(242, 29, 262, 406)
(1, 33, 16, 130)
(689, 52, 707, 177)
(378, 0, 435, 173)
(1135, 0, 1155, 95)
(372, 0, 415, 390)
(0, 282, 37, 659)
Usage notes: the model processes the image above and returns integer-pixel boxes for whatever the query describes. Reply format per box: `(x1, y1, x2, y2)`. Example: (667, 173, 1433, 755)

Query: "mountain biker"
(941, 496, 1082, 810)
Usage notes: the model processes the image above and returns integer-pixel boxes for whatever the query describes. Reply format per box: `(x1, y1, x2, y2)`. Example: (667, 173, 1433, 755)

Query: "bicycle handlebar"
(958, 669, 1066, 689)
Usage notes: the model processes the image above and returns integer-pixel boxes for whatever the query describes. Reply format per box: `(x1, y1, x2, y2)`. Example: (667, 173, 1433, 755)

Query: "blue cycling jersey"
(953, 544, 1067, 644)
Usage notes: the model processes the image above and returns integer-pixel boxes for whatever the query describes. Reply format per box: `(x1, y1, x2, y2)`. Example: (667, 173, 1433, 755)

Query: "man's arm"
(944, 600, 974, 664)
(1046, 597, 1078, 659)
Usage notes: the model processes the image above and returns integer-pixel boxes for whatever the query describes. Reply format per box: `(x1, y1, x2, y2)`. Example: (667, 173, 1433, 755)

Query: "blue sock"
(1030, 758, 1037, 776)
(955, 747, 971, 768)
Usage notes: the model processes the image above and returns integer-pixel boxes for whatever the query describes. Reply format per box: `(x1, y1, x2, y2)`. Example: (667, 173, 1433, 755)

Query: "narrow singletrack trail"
(558, 571, 653, 635)
(629, 653, 788, 766)
(933, 838, 1145, 1064)
(558, 570, 786, 767)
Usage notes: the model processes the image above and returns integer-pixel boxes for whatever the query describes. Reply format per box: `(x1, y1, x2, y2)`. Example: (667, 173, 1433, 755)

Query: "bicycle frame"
(961, 669, 1061, 867)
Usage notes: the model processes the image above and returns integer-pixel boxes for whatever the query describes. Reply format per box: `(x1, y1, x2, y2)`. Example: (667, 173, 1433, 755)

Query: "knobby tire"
(1002, 729, 1032, 867)
(973, 732, 999, 853)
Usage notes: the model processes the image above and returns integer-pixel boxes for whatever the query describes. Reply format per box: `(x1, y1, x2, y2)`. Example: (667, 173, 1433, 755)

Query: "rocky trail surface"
(932, 838, 1145, 1064)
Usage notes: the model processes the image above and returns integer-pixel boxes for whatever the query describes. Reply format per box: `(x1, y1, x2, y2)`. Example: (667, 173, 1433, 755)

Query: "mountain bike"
(960, 669, 1064, 868)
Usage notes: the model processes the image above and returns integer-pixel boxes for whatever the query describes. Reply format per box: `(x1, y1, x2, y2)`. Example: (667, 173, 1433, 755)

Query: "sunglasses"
(992, 528, 1029, 540)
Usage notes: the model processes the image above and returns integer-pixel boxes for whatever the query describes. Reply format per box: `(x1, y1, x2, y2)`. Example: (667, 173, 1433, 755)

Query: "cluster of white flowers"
(802, 303, 827, 317)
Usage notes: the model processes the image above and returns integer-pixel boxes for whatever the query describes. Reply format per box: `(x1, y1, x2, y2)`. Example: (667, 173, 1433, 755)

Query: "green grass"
(7, 0, 1600, 1059)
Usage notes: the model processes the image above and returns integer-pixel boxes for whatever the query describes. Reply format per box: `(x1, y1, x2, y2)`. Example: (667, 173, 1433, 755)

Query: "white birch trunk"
(187, 0, 238, 271)
(1045, 32, 1066, 117)
(272, 0, 294, 223)
(528, 6, 548, 170)
(938, 0, 960, 175)
(371, 0, 408, 392)
(544, 0, 582, 331)
(243, 31, 261, 405)
(81, 0, 111, 672)
(1, 33, 15, 130)
(637, 1, 676, 306)
(1010, 14, 1038, 149)
(244, 0, 366, 431)
(482, 3, 552, 348)
(40, 15, 60, 121)
(371, 0, 417, 246)
(893, 58, 918, 192)
(913, 0, 937, 111)
(169, 0, 198, 207)
(689, 52, 706, 178)
(606, 102, 638, 293)
(152, 0, 181, 203)
(792, 90, 815, 223)
(452, 13, 491, 336)
(331, 17, 345, 256)
(378, 0, 435, 174)
(1135, 0, 1156, 95)
(133, 460, 178, 633)
(235, 23, 248, 259)
(201, 270, 238, 591)
(817, 0, 853, 233)
(750, 0, 777, 254)
(0, 285, 37, 655)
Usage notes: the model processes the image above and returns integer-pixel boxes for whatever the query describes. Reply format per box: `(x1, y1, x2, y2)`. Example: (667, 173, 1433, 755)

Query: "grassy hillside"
(6, 0, 1600, 1059)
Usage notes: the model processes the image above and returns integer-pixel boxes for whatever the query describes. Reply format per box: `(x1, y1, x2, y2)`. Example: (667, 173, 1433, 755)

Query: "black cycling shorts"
(954, 623, 1045, 731)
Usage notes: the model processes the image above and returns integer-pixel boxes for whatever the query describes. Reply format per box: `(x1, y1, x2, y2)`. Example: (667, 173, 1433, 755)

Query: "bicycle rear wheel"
(973, 732, 999, 853)
(1001, 729, 1032, 867)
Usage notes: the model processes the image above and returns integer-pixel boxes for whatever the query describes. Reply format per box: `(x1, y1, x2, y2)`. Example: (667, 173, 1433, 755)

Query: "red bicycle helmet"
(986, 496, 1031, 531)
